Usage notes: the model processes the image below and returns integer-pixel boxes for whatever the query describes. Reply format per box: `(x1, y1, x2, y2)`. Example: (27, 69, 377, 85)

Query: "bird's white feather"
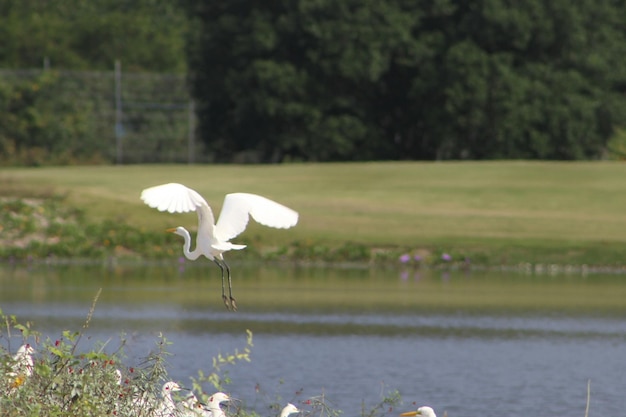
(215, 193, 299, 242)
(280, 403, 300, 417)
(140, 183, 208, 214)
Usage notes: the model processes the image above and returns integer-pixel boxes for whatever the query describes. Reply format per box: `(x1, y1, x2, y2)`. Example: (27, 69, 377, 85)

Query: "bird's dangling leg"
(224, 260, 237, 311)
(213, 259, 230, 310)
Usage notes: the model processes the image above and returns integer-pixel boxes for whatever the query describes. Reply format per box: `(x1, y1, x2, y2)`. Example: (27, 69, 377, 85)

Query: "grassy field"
(2, 161, 626, 266)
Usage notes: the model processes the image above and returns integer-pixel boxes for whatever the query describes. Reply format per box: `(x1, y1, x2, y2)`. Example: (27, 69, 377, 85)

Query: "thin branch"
(584, 379, 591, 417)
(71, 288, 102, 356)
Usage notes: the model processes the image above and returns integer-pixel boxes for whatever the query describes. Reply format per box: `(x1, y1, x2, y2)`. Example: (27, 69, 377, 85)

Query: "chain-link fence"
(1, 63, 201, 164)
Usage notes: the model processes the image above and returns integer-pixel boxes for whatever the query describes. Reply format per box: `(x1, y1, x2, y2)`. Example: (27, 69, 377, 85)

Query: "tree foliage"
(0, 0, 188, 72)
(1, 0, 625, 162)
(188, 0, 626, 161)
(0, 72, 100, 165)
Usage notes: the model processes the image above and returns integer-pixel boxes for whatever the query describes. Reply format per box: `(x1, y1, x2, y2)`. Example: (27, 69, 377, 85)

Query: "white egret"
(203, 392, 230, 417)
(132, 381, 181, 417)
(400, 406, 437, 417)
(141, 183, 299, 311)
(180, 391, 229, 417)
(6, 344, 35, 393)
(9, 344, 35, 378)
(115, 369, 122, 385)
(177, 392, 206, 417)
(158, 381, 183, 416)
(279, 403, 300, 417)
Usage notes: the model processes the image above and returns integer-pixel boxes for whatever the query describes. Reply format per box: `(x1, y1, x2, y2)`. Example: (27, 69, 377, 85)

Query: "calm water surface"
(1, 263, 625, 417)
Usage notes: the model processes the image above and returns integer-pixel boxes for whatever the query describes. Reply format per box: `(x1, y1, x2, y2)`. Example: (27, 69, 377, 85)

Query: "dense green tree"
(0, 0, 192, 165)
(188, 0, 626, 161)
(0, 0, 188, 72)
(0, 72, 102, 165)
(2, 0, 625, 162)
(188, 0, 426, 161)
(430, 0, 626, 159)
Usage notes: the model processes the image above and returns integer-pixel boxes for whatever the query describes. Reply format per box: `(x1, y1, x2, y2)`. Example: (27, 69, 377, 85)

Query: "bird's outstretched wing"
(215, 193, 299, 241)
(141, 183, 208, 213)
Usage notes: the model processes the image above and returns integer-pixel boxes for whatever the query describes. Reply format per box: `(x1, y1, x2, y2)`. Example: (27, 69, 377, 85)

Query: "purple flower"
(413, 255, 422, 262)
(441, 253, 452, 262)
(399, 254, 411, 263)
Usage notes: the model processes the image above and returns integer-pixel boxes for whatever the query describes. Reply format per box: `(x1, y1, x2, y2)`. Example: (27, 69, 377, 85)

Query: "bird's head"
(280, 403, 300, 417)
(400, 406, 436, 417)
(163, 381, 182, 393)
(166, 226, 187, 237)
(208, 392, 230, 406)
(17, 344, 35, 356)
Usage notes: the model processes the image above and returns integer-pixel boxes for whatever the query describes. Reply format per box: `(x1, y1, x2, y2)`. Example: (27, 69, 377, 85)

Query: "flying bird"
(400, 406, 437, 417)
(141, 183, 298, 311)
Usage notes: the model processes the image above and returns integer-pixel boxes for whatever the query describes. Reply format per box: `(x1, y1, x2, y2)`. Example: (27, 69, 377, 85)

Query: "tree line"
(2, 0, 626, 163)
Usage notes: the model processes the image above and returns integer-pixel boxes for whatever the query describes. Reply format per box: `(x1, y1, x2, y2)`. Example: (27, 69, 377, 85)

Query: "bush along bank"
(0, 196, 173, 261)
(3, 195, 626, 271)
(0, 196, 408, 266)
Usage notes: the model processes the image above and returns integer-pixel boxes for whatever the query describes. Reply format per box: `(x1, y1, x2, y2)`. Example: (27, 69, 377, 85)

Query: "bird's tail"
(213, 243, 247, 251)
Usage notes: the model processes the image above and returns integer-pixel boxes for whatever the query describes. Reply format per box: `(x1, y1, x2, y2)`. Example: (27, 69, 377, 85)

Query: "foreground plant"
(0, 291, 401, 417)
(0, 290, 190, 416)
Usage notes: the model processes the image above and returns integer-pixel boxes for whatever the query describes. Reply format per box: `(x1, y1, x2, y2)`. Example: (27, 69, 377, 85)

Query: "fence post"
(114, 60, 123, 164)
(188, 100, 196, 164)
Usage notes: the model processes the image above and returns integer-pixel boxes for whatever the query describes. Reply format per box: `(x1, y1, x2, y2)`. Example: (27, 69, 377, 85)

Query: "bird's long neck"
(209, 407, 226, 417)
(208, 401, 224, 412)
(160, 389, 176, 412)
(178, 227, 202, 260)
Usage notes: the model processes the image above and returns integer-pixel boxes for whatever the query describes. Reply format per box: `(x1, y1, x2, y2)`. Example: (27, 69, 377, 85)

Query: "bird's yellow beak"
(165, 227, 177, 233)
(400, 412, 420, 417)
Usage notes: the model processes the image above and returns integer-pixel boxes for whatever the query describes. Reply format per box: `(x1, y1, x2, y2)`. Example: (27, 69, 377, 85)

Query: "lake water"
(1, 262, 625, 417)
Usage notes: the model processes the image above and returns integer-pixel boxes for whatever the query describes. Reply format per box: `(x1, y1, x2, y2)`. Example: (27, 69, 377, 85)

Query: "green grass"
(2, 161, 626, 265)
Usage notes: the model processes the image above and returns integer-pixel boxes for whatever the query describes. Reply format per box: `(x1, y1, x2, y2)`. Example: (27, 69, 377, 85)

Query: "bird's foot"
(222, 295, 238, 311)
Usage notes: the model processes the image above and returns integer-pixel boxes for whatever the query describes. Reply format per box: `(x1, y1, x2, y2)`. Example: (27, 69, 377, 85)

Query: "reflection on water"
(1, 263, 626, 416)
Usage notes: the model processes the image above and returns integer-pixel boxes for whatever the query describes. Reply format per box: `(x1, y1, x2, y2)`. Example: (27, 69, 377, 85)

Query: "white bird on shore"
(400, 406, 437, 417)
(175, 391, 202, 416)
(151, 381, 182, 417)
(179, 391, 226, 417)
(115, 369, 122, 385)
(6, 344, 35, 393)
(9, 344, 35, 378)
(141, 183, 299, 311)
(203, 392, 230, 417)
(279, 403, 300, 417)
